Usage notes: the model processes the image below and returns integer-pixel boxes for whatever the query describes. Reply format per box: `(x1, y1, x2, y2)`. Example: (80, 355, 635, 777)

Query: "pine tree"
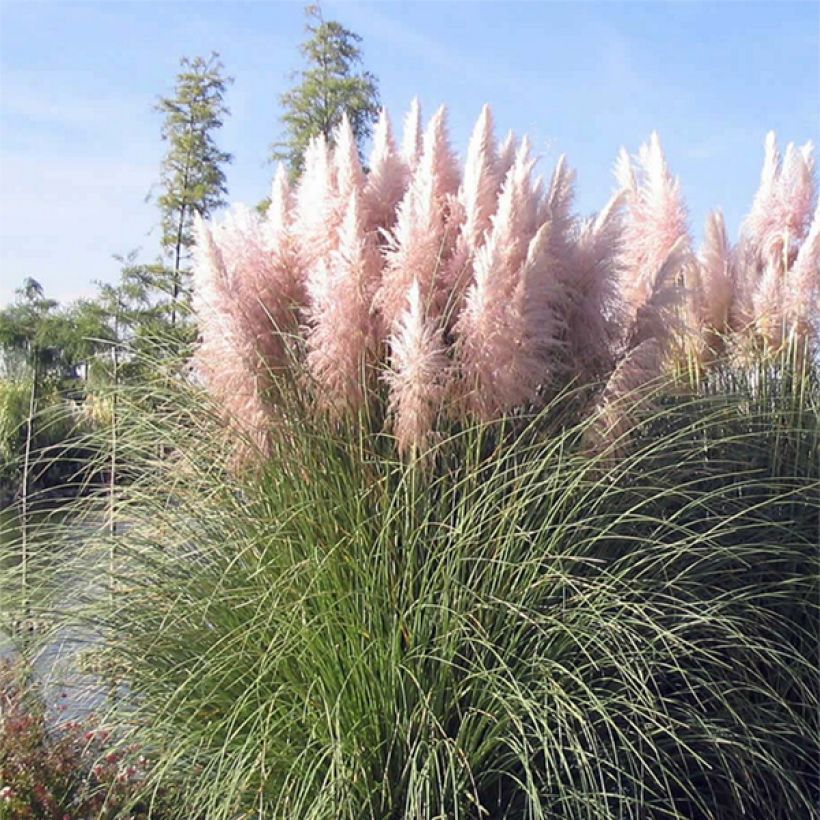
(273, 4, 380, 177)
(156, 52, 233, 326)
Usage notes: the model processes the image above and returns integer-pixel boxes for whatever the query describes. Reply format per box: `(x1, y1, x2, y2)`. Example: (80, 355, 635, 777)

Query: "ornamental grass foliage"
(20, 103, 817, 819)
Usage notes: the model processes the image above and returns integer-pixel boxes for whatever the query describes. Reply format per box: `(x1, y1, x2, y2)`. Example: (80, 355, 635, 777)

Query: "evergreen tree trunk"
(171, 203, 186, 327)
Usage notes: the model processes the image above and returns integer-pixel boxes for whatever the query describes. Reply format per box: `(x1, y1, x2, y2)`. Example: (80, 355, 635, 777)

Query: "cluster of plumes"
(192, 102, 818, 459)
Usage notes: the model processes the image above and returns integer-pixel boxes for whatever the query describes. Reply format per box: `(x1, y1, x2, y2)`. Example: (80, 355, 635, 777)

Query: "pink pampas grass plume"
(539, 155, 578, 320)
(295, 134, 336, 273)
(562, 191, 624, 382)
(778, 141, 816, 253)
(210, 203, 300, 373)
(377, 106, 460, 332)
(364, 108, 409, 233)
(617, 132, 691, 330)
(456, 139, 562, 420)
(401, 97, 423, 172)
(192, 215, 274, 457)
(442, 105, 503, 313)
(545, 156, 576, 248)
(262, 163, 304, 316)
(333, 113, 365, 203)
(306, 187, 381, 415)
(741, 133, 816, 273)
(423, 105, 461, 204)
(378, 149, 445, 333)
(459, 105, 500, 250)
(587, 337, 664, 456)
(783, 199, 820, 345)
(495, 130, 517, 184)
(698, 210, 734, 335)
(385, 279, 449, 457)
(626, 238, 689, 351)
(752, 262, 785, 348)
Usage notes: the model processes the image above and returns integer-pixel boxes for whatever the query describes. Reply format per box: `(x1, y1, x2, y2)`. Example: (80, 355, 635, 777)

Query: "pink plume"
(460, 105, 499, 249)
(401, 97, 423, 171)
(295, 135, 336, 272)
(385, 279, 449, 457)
(495, 130, 517, 183)
(456, 140, 561, 419)
(741, 133, 816, 273)
(752, 262, 785, 348)
(545, 156, 576, 243)
(442, 105, 501, 313)
(783, 199, 820, 344)
(192, 215, 274, 457)
(562, 192, 624, 382)
(617, 132, 690, 335)
(306, 187, 381, 414)
(333, 113, 365, 203)
(364, 108, 409, 233)
(266, 163, 291, 239)
(422, 105, 461, 203)
(541, 155, 578, 293)
(377, 107, 459, 333)
(588, 337, 664, 455)
(697, 210, 734, 344)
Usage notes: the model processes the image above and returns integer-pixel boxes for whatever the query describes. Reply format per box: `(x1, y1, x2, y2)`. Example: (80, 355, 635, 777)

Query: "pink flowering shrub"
(0, 659, 165, 819)
(192, 103, 818, 459)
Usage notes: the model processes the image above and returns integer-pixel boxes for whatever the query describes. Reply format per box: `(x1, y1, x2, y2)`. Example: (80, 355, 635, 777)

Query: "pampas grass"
(193, 104, 817, 462)
(52, 342, 819, 820)
(5, 103, 817, 819)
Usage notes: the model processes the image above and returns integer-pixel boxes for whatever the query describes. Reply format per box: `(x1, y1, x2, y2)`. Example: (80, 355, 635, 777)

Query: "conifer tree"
(156, 52, 233, 326)
(272, 4, 380, 177)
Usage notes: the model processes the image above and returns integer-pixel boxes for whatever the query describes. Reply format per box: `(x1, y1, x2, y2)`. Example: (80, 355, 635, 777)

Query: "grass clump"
(58, 352, 818, 820)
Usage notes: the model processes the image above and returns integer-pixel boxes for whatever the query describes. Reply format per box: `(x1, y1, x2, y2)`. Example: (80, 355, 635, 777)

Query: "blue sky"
(1, 0, 817, 306)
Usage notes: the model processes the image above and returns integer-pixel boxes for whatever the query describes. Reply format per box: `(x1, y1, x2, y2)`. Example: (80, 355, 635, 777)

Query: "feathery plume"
(442, 105, 501, 312)
(783, 199, 820, 344)
(626, 238, 689, 351)
(541, 155, 577, 294)
(333, 113, 365, 203)
(306, 188, 381, 414)
(295, 134, 336, 272)
(587, 337, 664, 456)
(192, 215, 274, 457)
(459, 105, 499, 250)
(266, 163, 291, 239)
(423, 105, 461, 203)
(752, 262, 784, 348)
(695, 210, 735, 358)
(364, 108, 409, 233)
(214, 205, 297, 370)
(617, 132, 690, 347)
(386, 279, 449, 457)
(401, 97, 423, 171)
(545, 156, 576, 242)
(495, 130, 517, 183)
(741, 134, 816, 273)
(456, 140, 560, 419)
(778, 141, 816, 255)
(562, 192, 624, 382)
(263, 164, 304, 316)
(377, 106, 460, 332)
